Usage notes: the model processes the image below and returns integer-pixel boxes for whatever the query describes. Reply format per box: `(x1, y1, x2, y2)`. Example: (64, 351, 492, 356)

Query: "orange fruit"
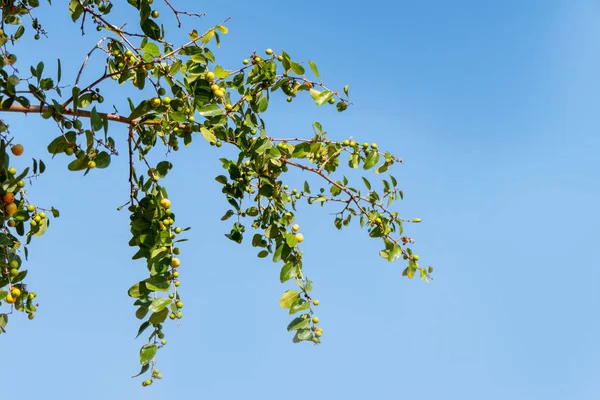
(11, 144, 24, 156)
(2, 192, 14, 204)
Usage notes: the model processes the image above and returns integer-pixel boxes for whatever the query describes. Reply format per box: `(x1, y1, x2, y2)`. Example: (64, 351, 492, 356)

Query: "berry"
(5, 203, 17, 215)
(28, 313, 34, 320)
(87, 160, 96, 169)
(174, 227, 182, 234)
(176, 301, 183, 308)
(17, 181, 24, 188)
(160, 198, 171, 209)
(10, 287, 20, 297)
(291, 224, 300, 232)
(294, 233, 304, 243)
(174, 281, 180, 287)
(315, 330, 322, 337)
(313, 299, 319, 306)
(173, 248, 181, 255)
(2, 192, 14, 204)
(243, 59, 249, 65)
(312, 316, 319, 324)
(161, 340, 167, 345)
(27, 205, 35, 212)
(11, 144, 24, 156)
(162, 97, 171, 106)
(151, 10, 159, 18)
(206, 71, 215, 81)
(5, 294, 15, 304)
(9, 269, 18, 277)
(39, 212, 46, 219)
(158, 87, 166, 96)
(7, 167, 16, 175)
(265, 48, 273, 55)
(171, 258, 180, 268)
(150, 97, 161, 108)
(9, 260, 18, 269)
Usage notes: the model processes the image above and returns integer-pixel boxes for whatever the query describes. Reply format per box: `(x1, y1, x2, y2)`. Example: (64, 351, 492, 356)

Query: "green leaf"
(198, 104, 224, 117)
(296, 328, 312, 340)
(316, 90, 334, 106)
(149, 308, 169, 325)
(279, 290, 299, 309)
(290, 61, 305, 75)
(139, 344, 158, 365)
(132, 363, 150, 378)
(95, 152, 111, 169)
(200, 127, 217, 144)
(387, 244, 402, 262)
(149, 298, 171, 313)
(363, 151, 380, 170)
(287, 316, 309, 331)
(135, 307, 148, 320)
(146, 277, 170, 292)
(214, 65, 230, 79)
(136, 321, 151, 338)
(289, 297, 310, 315)
(308, 60, 320, 79)
(280, 262, 297, 283)
(142, 42, 160, 57)
(128, 282, 148, 298)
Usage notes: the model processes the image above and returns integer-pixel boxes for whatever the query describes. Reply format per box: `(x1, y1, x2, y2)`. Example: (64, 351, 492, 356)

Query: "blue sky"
(2, 1, 600, 399)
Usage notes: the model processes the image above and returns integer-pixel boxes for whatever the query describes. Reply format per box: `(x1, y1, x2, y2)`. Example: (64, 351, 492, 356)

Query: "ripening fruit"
(17, 180, 24, 188)
(295, 233, 304, 243)
(7, 220, 15, 227)
(2, 192, 14, 204)
(315, 330, 322, 337)
(171, 258, 180, 268)
(371, 143, 378, 149)
(34, 215, 41, 223)
(174, 281, 180, 287)
(160, 198, 171, 209)
(313, 299, 319, 306)
(65, 147, 74, 156)
(206, 71, 215, 81)
(243, 59, 249, 65)
(169, 313, 176, 320)
(151, 97, 161, 108)
(176, 301, 183, 308)
(173, 271, 179, 278)
(88, 160, 96, 169)
(5, 294, 16, 304)
(27, 205, 35, 212)
(413, 255, 419, 261)
(28, 313, 34, 320)
(254, 56, 262, 62)
(328, 97, 335, 104)
(265, 48, 273, 55)
(10, 287, 20, 297)
(28, 292, 36, 300)
(151, 10, 159, 18)
(7, 167, 16, 175)
(291, 224, 300, 232)
(174, 227, 182, 234)
(214, 89, 224, 98)
(312, 316, 319, 324)
(9, 260, 18, 269)
(287, 97, 292, 102)
(169, 293, 174, 299)
(162, 97, 172, 106)
(161, 340, 167, 345)
(39, 212, 46, 219)
(11, 144, 23, 156)
(5, 203, 17, 215)
(177, 311, 183, 318)
(412, 218, 422, 223)
(9, 268, 18, 277)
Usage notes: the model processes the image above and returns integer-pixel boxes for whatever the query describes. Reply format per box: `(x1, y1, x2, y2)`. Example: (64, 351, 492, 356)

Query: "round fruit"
(10, 287, 20, 297)
(172, 271, 179, 278)
(151, 10, 159, 18)
(2, 192, 14, 204)
(162, 97, 171, 106)
(243, 59, 249, 65)
(88, 160, 96, 169)
(176, 301, 183, 308)
(371, 143, 378, 149)
(177, 312, 183, 318)
(328, 97, 335, 104)
(174, 227, 181, 234)
(160, 198, 171, 209)
(151, 97, 161, 108)
(7, 220, 15, 227)
(9, 269, 18, 277)
(30, 220, 37, 227)
(315, 330, 322, 337)
(174, 281, 180, 287)
(206, 71, 215, 81)
(214, 89, 224, 98)
(39, 212, 46, 219)
(295, 233, 304, 243)
(7, 167, 16, 175)
(171, 258, 180, 268)
(9, 260, 18, 269)
(161, 340, 167, 345)
(287, 97, 292, 102)
(169, 293, 174, 299)
(11, 144, 24, 156)
(173, 248, 180, 255)
(413, 255, 419, 261)
(28, 313, 34, 320)
(17, 181, 24, 188)
(169, 313, 176, 320)
(5, 294, 15, 304)
(28, 292, 36, 300)
(5, 203, 17, 215)
(313, 299, 319, 306)
(27, 205, 35, 212)
(158, 87, 166, 96)
(312, 316, 319, 324)
(265, 48, 273, 55)
(65, 147, 74, 156)
(291, 224, 300, 232)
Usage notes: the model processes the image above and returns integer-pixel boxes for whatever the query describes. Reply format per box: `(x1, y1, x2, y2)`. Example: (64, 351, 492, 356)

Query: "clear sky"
(2, 1, 600, 399)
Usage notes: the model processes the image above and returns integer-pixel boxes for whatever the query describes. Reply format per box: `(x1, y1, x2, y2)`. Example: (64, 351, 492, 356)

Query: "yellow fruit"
(171, 258, 180, 268)
(315, 330, 322, 337)
(5, 203, 17, 215)
(10, 287, 20, 297)
(313, 299, 319, 306)
(214, 89, 224, 98)
(160, 198, 171, 209)
(88, 160, 96, 169)
(151, 97, 161, 108)
(295, 233, 304, 243)
(11, 144, 24, 156)
(5, 294, 16, 304)
(291, 224, 300, 232)
(312, 316, 319, 324)
(206, 71, 215, 81)
(7, 167, 16, 174)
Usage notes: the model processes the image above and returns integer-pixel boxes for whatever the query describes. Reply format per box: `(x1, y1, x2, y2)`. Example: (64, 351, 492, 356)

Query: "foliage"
(0, 0, 432, 386)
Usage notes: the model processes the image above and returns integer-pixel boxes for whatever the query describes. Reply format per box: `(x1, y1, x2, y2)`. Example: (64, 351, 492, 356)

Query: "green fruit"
(287, 97, 292, 102)
(169, 293, 174, 299)
(7, 167, 16, 175)
(158, 87, 166, 96)
(312, 316, 319, 324)
(27, 205, 35, 212)
(174, 227, 182, 234)
(9, 268, 18, 277)
(151, 10, 159, 18)
(17, 180, 24, 188)
(328, 97, 335, 104)
(177, 311, 183, 318)
(206, 71, 215, 81)
(161, 340, 167, 345)
(9, 260, 18, 269)
(243, 59, 249, 65)
(162, 97, 172, 106)
(173, 248, 181, 255)
(265, 48, 273, 55)
(73, 120, 83, 130)
(65, 147, 74, 156)
(169, 313, 176, 320)
(176, 301, 183, 308)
